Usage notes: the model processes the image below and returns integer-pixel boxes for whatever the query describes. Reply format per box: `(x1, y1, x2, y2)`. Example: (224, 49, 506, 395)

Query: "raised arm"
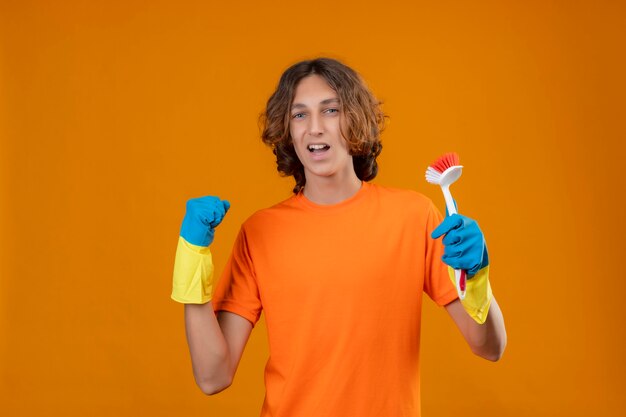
(172, 196, 252, 394)
(432, 212, 507, 361)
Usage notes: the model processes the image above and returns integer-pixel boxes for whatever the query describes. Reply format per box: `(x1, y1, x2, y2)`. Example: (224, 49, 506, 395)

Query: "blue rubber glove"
(431, 213, 489, 277)
(180, 196, 230, 247)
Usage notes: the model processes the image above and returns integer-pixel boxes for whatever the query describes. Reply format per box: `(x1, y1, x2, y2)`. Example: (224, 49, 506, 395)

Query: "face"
(289, 74, 355, 183)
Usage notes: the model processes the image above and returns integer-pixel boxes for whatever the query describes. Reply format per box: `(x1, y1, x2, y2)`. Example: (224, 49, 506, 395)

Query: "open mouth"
(307, 144, 330, 153)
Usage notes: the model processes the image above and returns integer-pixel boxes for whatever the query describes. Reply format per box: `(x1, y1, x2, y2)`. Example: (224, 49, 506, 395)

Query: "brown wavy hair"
(260, 57, 386, 194)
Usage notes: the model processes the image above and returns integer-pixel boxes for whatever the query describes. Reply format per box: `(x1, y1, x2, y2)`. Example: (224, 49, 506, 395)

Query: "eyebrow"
(291, 98, 340, 111)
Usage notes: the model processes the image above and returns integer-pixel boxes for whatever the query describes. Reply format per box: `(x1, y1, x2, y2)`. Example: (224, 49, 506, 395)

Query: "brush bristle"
(425, 167, 442, 184)
(429, 152, 460, 173)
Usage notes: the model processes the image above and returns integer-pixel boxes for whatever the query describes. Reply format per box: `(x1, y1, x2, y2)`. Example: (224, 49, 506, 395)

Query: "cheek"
(338, 116, 348, 136)
(289, 128, 305, 160)
(336, 120, 350, 148)
(290, 121, 304, 138)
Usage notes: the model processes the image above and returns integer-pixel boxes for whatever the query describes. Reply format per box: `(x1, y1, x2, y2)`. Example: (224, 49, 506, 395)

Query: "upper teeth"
(308, 144, 327, 150)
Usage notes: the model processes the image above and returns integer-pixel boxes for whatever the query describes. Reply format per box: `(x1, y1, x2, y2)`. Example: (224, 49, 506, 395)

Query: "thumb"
(431, 215, 462, 239)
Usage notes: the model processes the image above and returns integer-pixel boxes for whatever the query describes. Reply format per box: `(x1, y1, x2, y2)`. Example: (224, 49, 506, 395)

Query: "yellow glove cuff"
(448, 266, 492, 324)
(171, 236, 215, 304)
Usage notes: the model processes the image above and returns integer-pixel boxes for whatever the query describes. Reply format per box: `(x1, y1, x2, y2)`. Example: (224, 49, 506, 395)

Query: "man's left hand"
(431, 213, 489, 277)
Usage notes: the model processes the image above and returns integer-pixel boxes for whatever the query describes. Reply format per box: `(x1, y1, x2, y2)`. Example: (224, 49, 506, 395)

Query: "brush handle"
(455, 269, 467, 300)
(441, 185, 457, 215)
(441, 185, 467, 300)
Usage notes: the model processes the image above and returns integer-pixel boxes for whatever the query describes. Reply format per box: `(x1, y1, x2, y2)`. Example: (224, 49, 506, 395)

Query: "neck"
(302, 170, 362, 205)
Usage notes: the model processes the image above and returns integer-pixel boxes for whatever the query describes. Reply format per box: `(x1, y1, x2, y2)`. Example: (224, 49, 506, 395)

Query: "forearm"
(184, 302, 233, 394)
(461, 297, 507, 361)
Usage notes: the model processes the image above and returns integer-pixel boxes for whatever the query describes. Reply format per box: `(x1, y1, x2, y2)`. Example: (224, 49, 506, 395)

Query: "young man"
(172, 58, 506, 417)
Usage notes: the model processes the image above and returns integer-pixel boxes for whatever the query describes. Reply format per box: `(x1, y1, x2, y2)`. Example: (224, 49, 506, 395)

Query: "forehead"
(292, 74, 338, 105)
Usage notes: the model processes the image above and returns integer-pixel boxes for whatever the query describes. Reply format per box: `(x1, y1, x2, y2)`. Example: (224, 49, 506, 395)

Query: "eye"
(325, 108, 339, 114)
(292, 112, 305, 119)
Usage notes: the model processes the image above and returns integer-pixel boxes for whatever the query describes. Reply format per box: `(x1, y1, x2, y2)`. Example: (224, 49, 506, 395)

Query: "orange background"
(1, 1, 625, 416)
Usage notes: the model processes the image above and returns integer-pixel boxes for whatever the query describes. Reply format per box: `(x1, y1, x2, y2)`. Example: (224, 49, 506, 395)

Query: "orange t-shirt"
(212, 182, 457, 417)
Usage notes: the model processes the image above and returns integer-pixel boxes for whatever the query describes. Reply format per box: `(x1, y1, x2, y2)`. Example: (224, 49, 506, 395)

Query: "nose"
(308, 113, 323, 136)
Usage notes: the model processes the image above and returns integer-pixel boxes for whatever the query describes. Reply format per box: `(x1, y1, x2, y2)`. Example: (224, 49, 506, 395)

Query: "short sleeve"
(212, 226, 263, 326)
(423, 201, 458, 306)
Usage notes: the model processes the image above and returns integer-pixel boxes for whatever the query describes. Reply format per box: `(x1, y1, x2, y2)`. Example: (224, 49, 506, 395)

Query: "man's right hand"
(180, 196, 231, 247)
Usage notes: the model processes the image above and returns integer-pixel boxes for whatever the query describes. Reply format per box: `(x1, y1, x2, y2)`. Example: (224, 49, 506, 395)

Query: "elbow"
(472, 338, 507, 362)
(196, 375, 233, 396)
(478, 347, 504, 362)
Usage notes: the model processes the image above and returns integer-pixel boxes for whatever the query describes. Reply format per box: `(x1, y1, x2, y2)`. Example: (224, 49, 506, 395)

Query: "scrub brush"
(425, 152, 467, 300)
